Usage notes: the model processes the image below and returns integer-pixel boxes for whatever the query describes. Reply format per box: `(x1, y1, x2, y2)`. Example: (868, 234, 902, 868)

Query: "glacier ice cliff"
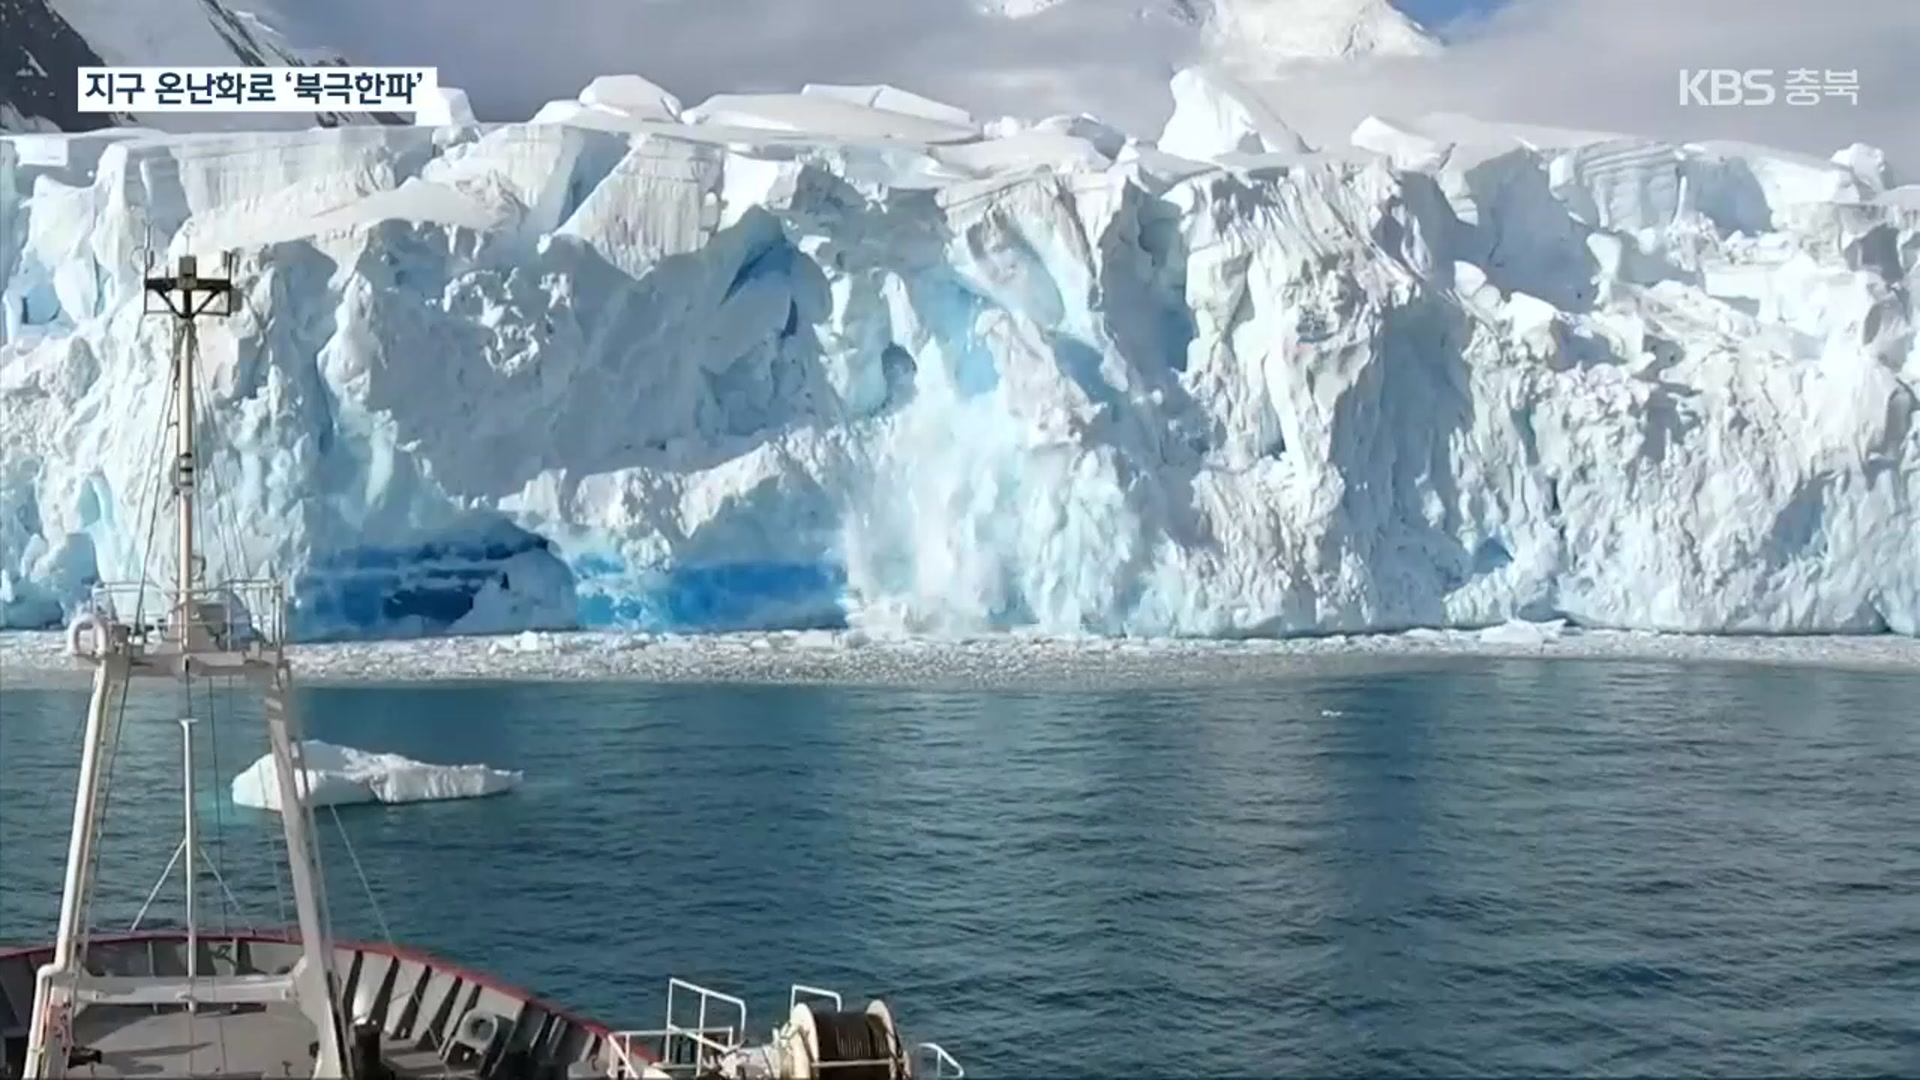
(2, 74, 1917, 640)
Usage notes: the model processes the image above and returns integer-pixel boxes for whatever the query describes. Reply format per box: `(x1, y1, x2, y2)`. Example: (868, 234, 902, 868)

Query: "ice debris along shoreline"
(229, 739, 521, 811)
(3, 69, 1917, 642)
(8, 626, 1920, 689)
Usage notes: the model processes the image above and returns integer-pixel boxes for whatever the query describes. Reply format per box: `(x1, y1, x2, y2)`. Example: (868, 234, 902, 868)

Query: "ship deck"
(0, 931, 633, 1079)
(72, 1003, 340, 1077)
(69, 1003, 504, 1076)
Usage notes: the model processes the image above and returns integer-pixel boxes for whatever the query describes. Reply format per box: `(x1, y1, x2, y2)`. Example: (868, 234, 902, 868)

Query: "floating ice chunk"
(490, 629, 557, 654)
(231, 740, 521, 812)
(1478, 619, 1568, 646)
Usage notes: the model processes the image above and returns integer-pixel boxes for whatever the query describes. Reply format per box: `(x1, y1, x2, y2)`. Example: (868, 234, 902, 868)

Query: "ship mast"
(166, 256, 216, 640)
(22, 254, 349, 1078)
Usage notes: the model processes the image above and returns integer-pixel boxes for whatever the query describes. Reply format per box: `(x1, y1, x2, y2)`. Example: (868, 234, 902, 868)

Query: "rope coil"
(805, 1007, 897, 1080)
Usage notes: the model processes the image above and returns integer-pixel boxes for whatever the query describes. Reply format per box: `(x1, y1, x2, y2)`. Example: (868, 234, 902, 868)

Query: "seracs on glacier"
(2, 70, 1916, 641)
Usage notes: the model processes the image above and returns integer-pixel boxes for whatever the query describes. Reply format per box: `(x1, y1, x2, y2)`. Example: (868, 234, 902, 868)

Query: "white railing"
(83, 579, 288, 655)
(609, 978, 748, 1076)
(606, 1025, 741, 1077)
(789, 984, 843, 1013)
(667, 977, 746, 1064)
(604, 1032, 650, 1079)
(605, 979, 964, 1080)
(916, 1042, 965, 1078)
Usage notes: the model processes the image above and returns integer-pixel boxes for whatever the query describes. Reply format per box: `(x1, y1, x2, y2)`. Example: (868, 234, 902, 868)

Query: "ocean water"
(5, 658, 1920, 1077)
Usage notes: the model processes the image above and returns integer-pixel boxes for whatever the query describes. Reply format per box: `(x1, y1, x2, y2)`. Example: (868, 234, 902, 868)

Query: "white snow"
(1158, 65, 1309, 159)
(971, 0, 1069, 17)
(800, 84, 975, 129)
(1476, 617, 1566, 647)
(1196, 0, 1440, 70)
(683, 93, 980, 144)
(229, 739, 521, 811)
(2, 68, 1916, 644)
(579, 75, 683, 123)
(413, 87, 477, 128)
(971, 0, 1439, 67)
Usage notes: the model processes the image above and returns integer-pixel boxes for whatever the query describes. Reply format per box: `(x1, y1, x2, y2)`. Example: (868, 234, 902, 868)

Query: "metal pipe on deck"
(181, 715, 198, 1011)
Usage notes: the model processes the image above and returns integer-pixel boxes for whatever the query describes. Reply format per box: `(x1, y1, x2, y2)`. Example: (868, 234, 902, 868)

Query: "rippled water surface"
(5, 658, 1920, 1077)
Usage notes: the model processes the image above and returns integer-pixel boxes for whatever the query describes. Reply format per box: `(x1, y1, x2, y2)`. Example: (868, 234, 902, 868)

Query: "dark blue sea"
(5, 658, 1920, 1077)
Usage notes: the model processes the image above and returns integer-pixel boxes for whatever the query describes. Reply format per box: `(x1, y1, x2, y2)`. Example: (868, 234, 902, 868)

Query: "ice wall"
(2, 73, 1916, 639)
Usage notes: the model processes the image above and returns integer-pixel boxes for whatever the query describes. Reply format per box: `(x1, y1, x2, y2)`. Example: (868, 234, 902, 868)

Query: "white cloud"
(272, 0, 1915, 175)
(263, 0, 1199, 131)
(1254, 0, 1917, 177)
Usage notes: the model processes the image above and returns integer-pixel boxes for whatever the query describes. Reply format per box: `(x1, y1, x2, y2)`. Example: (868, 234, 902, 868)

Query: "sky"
(1395, 0, 1507, 25)
(269, 0, 1917, 178)
(1259, 0, 1917, 174)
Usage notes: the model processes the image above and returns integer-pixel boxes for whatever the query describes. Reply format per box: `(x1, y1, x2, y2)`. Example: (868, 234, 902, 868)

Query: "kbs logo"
(1678, 69, 1774, 106)
(1678, 68, 1860, 107)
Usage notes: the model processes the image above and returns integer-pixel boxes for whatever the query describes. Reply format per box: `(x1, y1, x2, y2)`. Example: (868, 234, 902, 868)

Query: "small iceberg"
(1476, 618, 1568, 647)
(231, 739, 522, 812)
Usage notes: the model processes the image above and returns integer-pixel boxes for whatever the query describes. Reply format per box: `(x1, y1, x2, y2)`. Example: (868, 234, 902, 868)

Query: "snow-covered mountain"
(2, 71, 1915, 641)
(1171, 0, 1438, 65)
(974, 0, 1440, 64)
(0, 0, 375, 133)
